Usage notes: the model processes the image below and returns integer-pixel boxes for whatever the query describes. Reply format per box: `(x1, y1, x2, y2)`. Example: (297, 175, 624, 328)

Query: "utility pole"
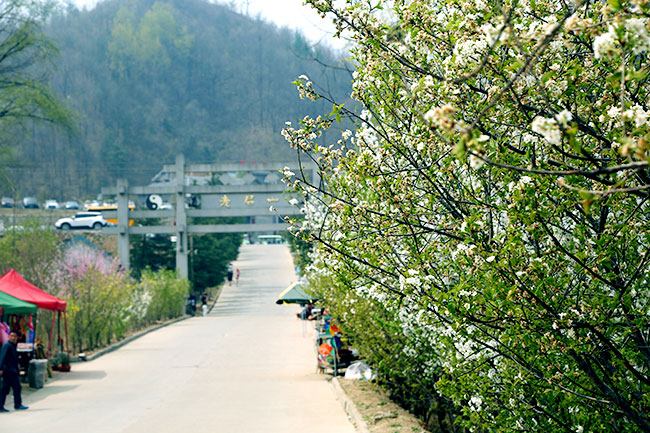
(189, 234, 194, 288)
(175, 154, 189, 278)
(116, 178, 130, 271)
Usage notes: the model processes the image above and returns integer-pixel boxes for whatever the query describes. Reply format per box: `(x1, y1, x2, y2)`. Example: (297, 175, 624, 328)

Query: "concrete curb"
(208, 285, 223, 313)
(330, 377, 371, 433)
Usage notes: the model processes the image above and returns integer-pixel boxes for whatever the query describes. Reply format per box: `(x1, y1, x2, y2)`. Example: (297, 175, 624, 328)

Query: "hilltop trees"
(6, 0, 352, 199)
(107, 2, 194, 79)
(0, 0, 73, 152)
(284, 1, 650, 431)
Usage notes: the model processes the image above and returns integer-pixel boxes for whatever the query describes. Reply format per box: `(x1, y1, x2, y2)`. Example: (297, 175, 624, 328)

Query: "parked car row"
(1, 197, 172, 232)
(0, 196, 175, 211)
(0, 197, 81, 210)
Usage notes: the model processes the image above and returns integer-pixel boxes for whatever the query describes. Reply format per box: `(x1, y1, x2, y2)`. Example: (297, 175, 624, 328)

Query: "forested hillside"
(11, 0, 350, 199)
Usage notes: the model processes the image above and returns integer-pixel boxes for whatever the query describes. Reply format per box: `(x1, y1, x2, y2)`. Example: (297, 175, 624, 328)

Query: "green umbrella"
(276, 282, 319, 306)
(0, 290, 38, 316)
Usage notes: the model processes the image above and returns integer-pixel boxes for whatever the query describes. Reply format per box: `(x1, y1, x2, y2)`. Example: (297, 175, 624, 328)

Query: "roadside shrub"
(53, 242, 132, 353)
(50, 243, 190, 352)
(64, 268, 134, 353)
(136, 268, 189, 325)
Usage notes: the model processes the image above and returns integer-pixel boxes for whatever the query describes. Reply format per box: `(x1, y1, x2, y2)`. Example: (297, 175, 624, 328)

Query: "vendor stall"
(0, 290, 39, 374)
(0, 269, 68, 357)
(275, 282, 319, 305)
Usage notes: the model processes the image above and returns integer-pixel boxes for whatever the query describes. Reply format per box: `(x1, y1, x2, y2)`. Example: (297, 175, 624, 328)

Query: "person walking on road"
(227, 263, 234, 286)
(0, 330, 28, 413)
(188, 294, 197, 316)
(201, 293, 208, 316)
(235, 268, 240, 286)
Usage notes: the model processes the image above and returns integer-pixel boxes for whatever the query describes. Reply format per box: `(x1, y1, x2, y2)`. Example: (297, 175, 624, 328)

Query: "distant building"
(149, 164, 283, 186)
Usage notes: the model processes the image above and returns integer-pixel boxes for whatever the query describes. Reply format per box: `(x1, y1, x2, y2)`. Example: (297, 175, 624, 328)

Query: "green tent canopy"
(0, 290, 38, 316)
(276, 282, 319, 306)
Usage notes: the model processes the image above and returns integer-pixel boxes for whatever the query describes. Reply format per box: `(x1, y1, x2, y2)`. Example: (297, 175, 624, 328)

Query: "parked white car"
(55, 212, 108, 230)
(44, 200, 60, 209)
(64, 200, 80, 210)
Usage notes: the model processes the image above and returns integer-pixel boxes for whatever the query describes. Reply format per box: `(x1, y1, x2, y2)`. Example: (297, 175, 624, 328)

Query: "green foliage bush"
(129, 231, 176, 279)
(130, 218, 242, 293)
(284, 224, 312, 275)
(137, 268, 189, 325)
(65, 268, 134, 353)
(63, 266, 188, 354)
(0, 220, 60, 289)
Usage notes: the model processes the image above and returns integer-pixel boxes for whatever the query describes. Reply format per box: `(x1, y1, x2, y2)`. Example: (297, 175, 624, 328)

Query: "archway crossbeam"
(100, 155, 315, 277)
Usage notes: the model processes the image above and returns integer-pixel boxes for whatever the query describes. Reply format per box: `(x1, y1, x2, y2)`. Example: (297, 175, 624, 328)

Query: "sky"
(69, 0, 348, 51)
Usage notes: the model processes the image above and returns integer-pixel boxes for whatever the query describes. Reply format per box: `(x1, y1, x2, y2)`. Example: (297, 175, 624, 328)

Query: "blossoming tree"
(53, 242, 133, 352)
(283, 1, 650, 431)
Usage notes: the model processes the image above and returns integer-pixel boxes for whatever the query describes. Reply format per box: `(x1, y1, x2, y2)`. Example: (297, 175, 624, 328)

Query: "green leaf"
(606, 71, 622, 89)
(608, 0, 622, 11)
(453, 139, 467, 160)
(578, 192, 597, 213)
(541, 71, 554, 84)
(627, 68, 648, 82)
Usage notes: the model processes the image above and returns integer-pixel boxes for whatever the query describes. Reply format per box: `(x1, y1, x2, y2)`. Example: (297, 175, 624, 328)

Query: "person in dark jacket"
(0, 330, 28, 412)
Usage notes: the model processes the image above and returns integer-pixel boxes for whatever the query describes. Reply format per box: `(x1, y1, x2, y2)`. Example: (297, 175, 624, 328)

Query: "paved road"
(2, 244, 355, 433)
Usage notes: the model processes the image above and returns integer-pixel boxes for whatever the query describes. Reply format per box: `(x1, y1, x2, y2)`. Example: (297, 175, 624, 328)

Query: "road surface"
(2, 244, 355, 433)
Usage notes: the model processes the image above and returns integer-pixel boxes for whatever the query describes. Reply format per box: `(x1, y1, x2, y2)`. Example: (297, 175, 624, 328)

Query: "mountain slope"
(12, 0, 350, 198)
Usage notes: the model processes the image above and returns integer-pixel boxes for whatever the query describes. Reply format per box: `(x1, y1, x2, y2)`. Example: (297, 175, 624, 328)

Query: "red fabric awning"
(0, 269, 66, 312)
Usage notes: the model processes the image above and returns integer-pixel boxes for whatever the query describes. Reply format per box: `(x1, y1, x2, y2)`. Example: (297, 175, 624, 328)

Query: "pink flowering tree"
(55, 243, 124, 288)
(52, 242, 133, 353)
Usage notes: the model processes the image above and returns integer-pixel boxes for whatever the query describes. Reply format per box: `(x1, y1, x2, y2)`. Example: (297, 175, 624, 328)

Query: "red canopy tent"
(0, 269, 66, 311)
(0, 269, 68, 355)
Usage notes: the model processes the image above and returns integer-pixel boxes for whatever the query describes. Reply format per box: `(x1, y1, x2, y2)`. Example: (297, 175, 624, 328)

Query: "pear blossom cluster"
(284, 0, 650, 432)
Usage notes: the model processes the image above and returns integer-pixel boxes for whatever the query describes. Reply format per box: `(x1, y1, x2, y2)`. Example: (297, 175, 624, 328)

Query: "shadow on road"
(62, 370, 107, 381)
(23, 384, 79, 405)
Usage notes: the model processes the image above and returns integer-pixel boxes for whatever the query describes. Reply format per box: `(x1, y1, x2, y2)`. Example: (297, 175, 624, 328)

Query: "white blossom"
(622, 105, 648, 127)
(468, 395, 483, 412)
(481, 20, 505, 46)
(608, 106, 621, 119)
(593, 26, 619, 59)
(453, 38, 488, 69)
(555, 110, 573, 126)
(532, 116, 562, 145)
(469, 154, 484, 170)
(624, 18, 650, 55)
